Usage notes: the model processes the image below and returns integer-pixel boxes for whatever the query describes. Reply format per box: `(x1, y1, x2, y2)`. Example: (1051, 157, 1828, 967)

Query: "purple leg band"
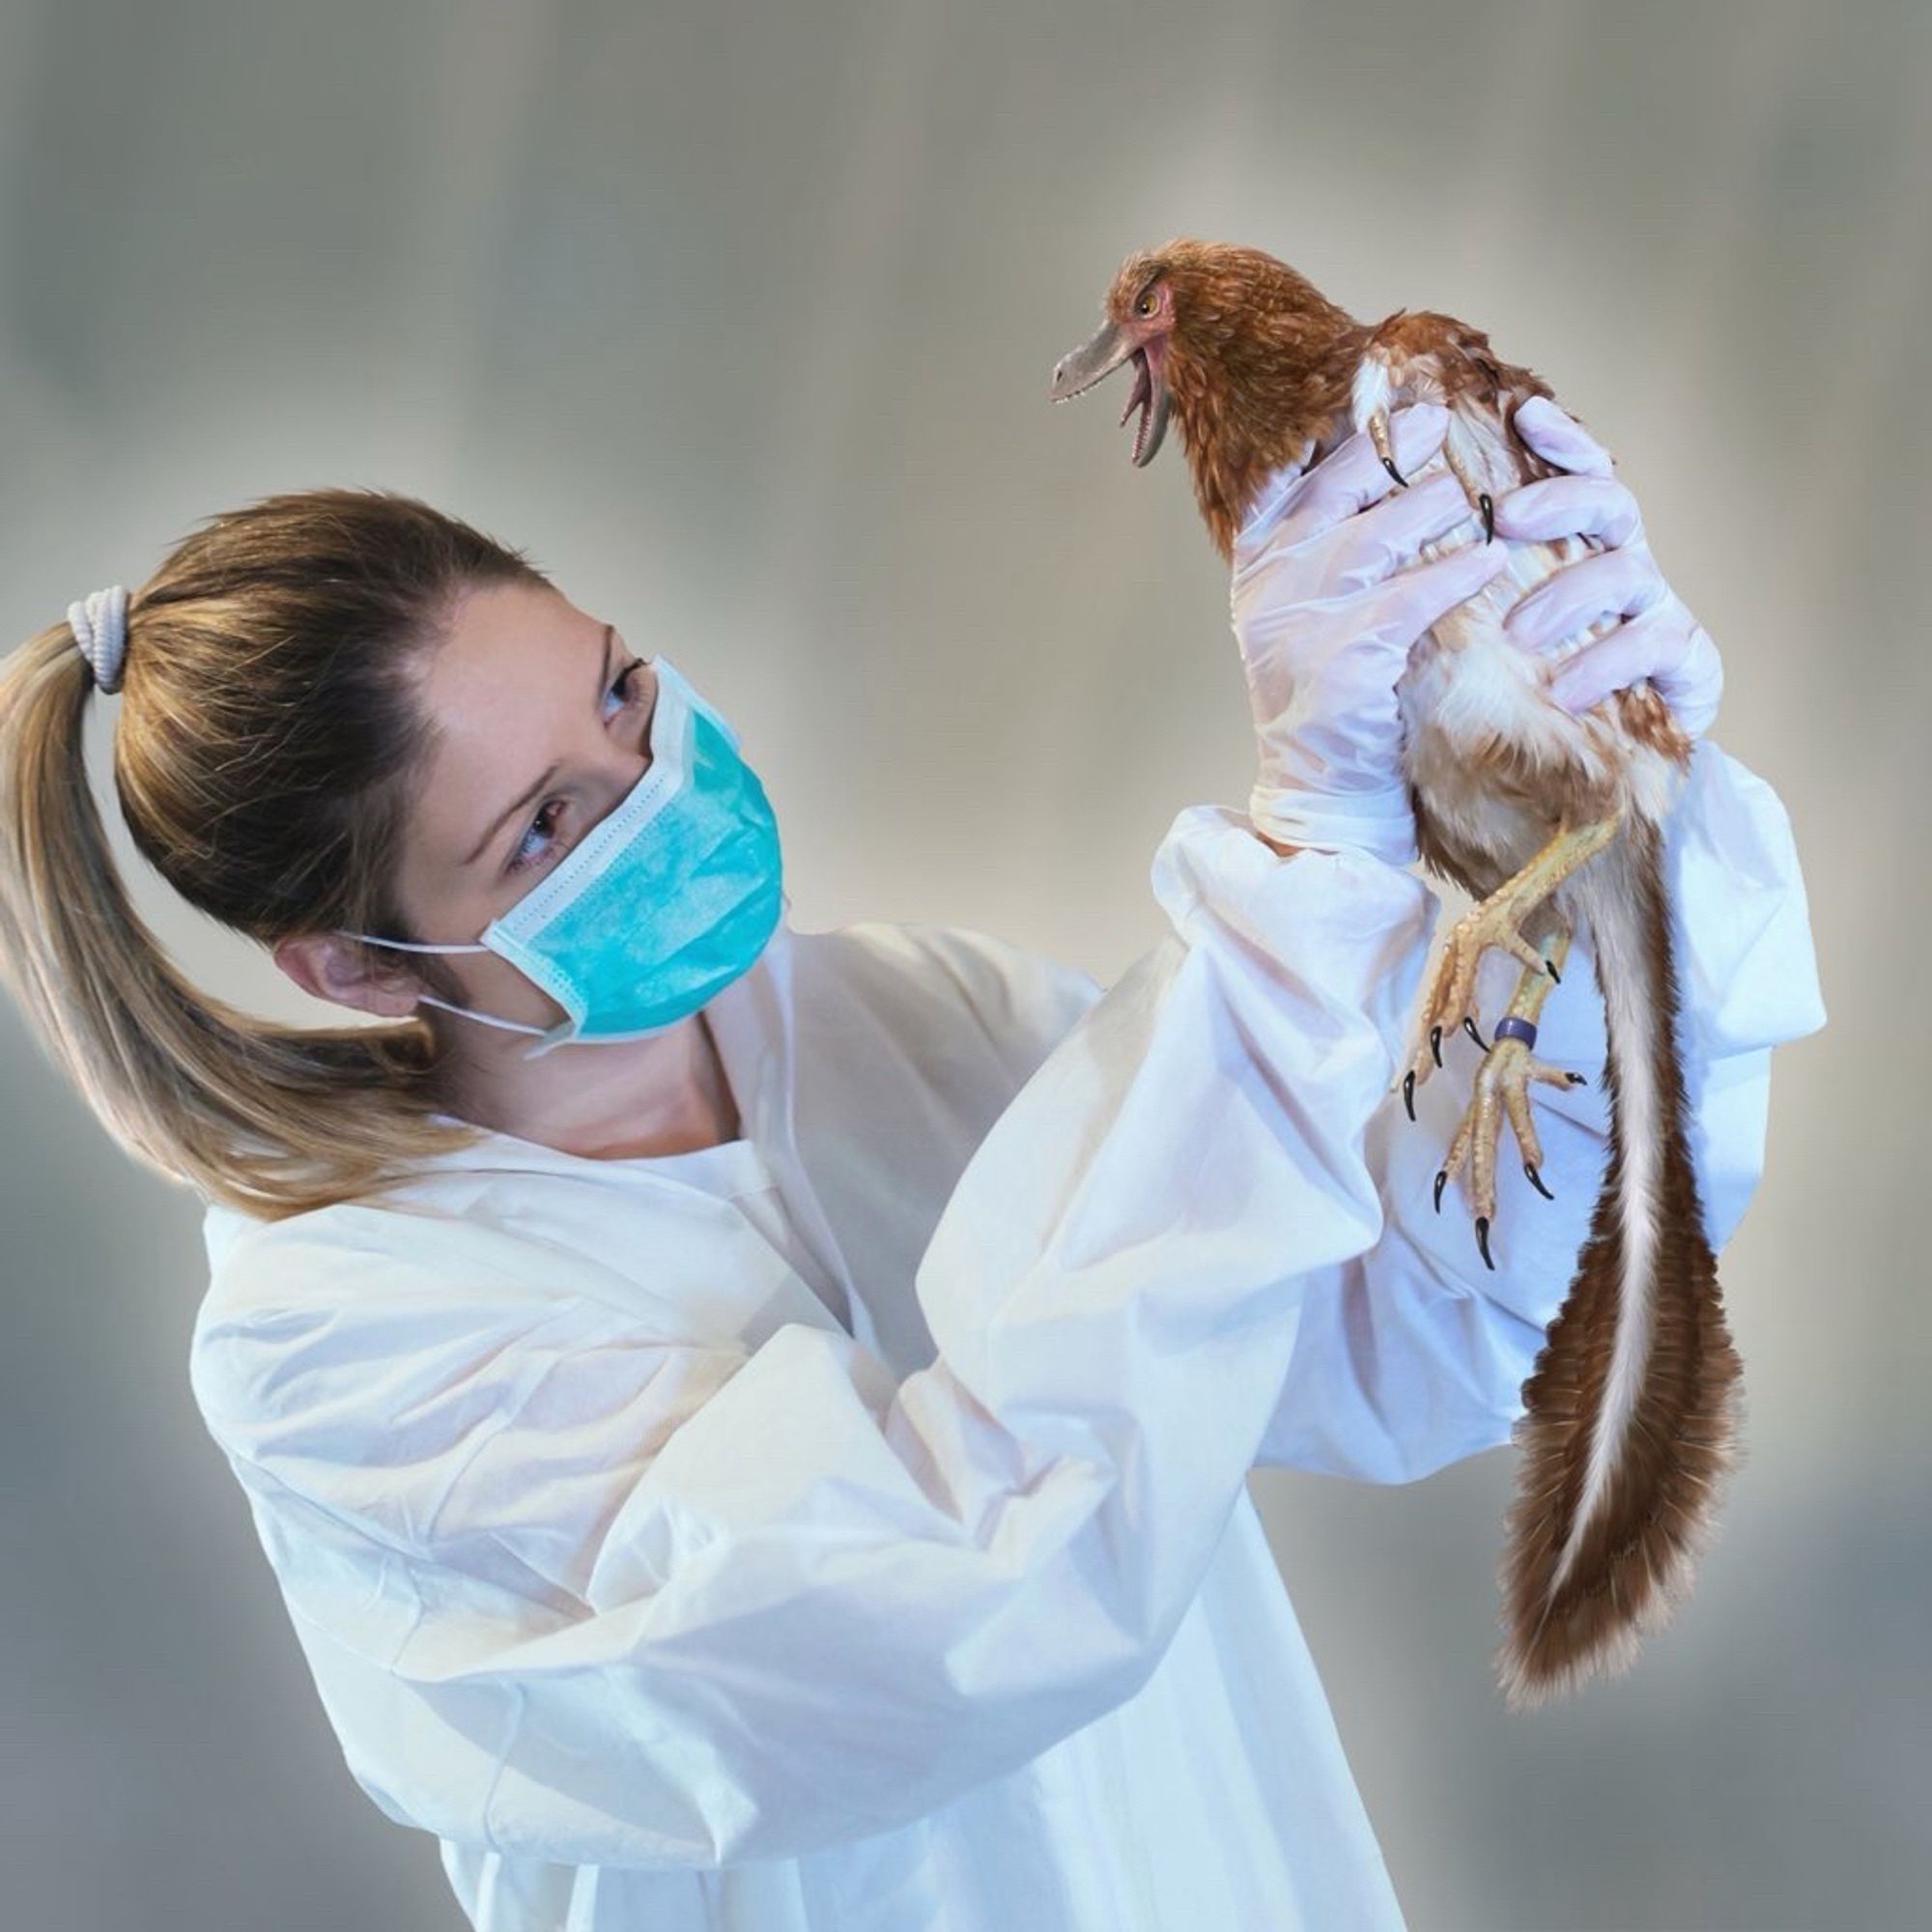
(1492, 1015, 1539, 1048)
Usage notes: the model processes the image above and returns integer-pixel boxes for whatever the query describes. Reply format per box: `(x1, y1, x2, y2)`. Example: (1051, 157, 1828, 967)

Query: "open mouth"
(1049, 324, 1172, 467)
(1120, 348, 1158, 465)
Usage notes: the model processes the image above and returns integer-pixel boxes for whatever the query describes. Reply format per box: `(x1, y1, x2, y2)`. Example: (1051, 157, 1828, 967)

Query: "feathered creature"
(1048, 238, 1738, 1710)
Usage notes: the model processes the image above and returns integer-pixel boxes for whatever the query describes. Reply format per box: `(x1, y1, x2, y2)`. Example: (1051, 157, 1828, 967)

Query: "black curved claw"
(1381, 453, 1406, 487)
(1475, 1214, 1494, 1270)
(1434, 1169, 1448, 1214)
(1479, 491, 1494, 543)
(1545, 956, 1561, 984)
(1463, 1015, 1487, 1050)
(1403, 1069, 1416, 1122)
(1430, 1024, 1443, 1067)
(1565, 1070, 1589, 1087)
(1523, 1161, 1554, 1201)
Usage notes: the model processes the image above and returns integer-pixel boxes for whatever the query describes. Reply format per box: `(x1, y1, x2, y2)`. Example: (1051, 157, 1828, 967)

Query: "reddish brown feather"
(1075, 238, 1741, 1707)
(1497, 818, 1743, 1708)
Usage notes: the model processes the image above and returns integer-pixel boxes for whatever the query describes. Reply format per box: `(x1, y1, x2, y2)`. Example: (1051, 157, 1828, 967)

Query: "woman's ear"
(272, 931, 423, 1019)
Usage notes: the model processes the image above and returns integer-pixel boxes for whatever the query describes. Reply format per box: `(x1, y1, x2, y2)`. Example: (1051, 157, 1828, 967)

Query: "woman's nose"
(593, 723, 653, 795)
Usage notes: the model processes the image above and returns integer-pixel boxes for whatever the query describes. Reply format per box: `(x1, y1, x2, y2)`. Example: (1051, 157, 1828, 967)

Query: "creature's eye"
(1135, 287, 1157, 317)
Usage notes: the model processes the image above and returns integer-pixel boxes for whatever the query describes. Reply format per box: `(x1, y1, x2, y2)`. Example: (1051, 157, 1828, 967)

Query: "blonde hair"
(0, 487, 557, 1223)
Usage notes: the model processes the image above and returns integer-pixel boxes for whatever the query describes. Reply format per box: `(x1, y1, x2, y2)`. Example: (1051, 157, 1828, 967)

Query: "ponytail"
(0, 489, 551, 1221)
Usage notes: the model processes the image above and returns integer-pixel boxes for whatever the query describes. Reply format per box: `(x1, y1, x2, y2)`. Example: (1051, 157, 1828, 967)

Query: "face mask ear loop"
(412, 991, 554, 1038)
(517, 1017, 580, 1062)
(335, 931, 494, 953)
(341, 924, 593, 1054)
(336, 932, 548, 1039)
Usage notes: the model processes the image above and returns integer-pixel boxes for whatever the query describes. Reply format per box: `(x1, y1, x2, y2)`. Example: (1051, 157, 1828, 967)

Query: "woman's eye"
(603, 655, 646, 719)
(508, 799, 564, 874)
(507, 657, 649, 874)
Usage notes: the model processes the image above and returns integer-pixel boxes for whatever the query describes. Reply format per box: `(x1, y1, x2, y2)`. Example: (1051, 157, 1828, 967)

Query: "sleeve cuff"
(1248, 781, 1419, 867)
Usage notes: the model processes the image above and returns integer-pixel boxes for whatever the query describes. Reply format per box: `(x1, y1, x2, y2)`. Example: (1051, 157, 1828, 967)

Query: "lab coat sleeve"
(1252, 737, 1829, 1480)
(914, 922, 1105, 1086)
(189, 804, 1442, 1871)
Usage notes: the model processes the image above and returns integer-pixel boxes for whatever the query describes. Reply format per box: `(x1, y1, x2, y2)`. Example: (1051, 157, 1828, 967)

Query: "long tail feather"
(1496, 816, 1743, 1709)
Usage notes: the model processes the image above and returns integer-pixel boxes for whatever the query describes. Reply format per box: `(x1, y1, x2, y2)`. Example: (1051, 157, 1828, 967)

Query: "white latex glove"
(1493, 396, 1724, 737)
(1234, 403, 1511, 865)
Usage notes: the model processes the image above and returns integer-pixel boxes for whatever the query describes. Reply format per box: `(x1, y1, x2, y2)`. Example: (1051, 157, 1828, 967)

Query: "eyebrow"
(462, 622, 617, 869)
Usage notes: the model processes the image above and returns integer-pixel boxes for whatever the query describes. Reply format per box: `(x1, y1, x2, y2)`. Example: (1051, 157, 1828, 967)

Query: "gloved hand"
(1234, 403, 1511, 865)
(1493, 396, 1724, 737)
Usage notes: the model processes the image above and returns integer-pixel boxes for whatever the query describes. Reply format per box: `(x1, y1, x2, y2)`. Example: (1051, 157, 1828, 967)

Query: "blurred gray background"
(0, 1, 1919, 1926)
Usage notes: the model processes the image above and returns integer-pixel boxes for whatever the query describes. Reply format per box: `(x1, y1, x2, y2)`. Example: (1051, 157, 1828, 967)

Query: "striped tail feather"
(1496, 815, 1744, 1710)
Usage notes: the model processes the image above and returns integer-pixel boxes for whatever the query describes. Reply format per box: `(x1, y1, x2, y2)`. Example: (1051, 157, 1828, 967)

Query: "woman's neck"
(433, 1008, 744, 1161)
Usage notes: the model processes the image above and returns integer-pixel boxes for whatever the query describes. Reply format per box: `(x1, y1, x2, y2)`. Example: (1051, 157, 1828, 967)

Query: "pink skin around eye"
(1129, 282, 1172, 367)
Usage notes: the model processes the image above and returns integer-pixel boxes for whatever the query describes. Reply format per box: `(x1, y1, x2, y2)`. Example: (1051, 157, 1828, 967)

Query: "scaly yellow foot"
(1401, 811, 1620, 1122)
(1433, 912, 1590, 1269)
(1366, 407, 1408, 487)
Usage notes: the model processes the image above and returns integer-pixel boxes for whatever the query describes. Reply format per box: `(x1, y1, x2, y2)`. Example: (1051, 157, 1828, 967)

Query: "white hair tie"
(69, 584, 129, 694)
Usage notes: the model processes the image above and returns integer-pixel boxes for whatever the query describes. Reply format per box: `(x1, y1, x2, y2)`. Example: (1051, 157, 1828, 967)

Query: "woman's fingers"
(1244, 396, 1614, 563)
(1246, 404, 1451, 555)
(1504, 545, 1665, 654)
(1512, 396, 1615, 477)
(1545, 601, 1694, 713)
(1548, 603, 1722, 735)
(1332, 470, 1479, 588)
(1491, 472, 1642, 548)
(1369, 535, 1510, 645)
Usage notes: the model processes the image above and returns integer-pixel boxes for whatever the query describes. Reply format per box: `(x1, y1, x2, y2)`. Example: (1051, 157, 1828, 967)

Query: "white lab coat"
(189, 740, 1823, 1932)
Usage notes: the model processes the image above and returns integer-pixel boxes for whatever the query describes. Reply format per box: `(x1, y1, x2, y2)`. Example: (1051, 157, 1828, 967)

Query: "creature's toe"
(1366, 408, 1407, 488)
(1435, 1037, 1585, 1264)
(1406, 897, 1546, 1094)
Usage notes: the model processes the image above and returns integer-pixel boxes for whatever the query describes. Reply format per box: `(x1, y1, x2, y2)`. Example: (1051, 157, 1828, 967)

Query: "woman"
(0, 401, 1822, 1930)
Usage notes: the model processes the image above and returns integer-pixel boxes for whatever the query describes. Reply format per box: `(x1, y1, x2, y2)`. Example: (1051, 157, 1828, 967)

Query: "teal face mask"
(336, 655, 783, 1060)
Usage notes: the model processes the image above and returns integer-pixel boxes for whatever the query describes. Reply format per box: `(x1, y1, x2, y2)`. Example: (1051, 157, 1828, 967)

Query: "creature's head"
(1049, 239, 1365, 553)
(1048, 242, 1192, 467)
